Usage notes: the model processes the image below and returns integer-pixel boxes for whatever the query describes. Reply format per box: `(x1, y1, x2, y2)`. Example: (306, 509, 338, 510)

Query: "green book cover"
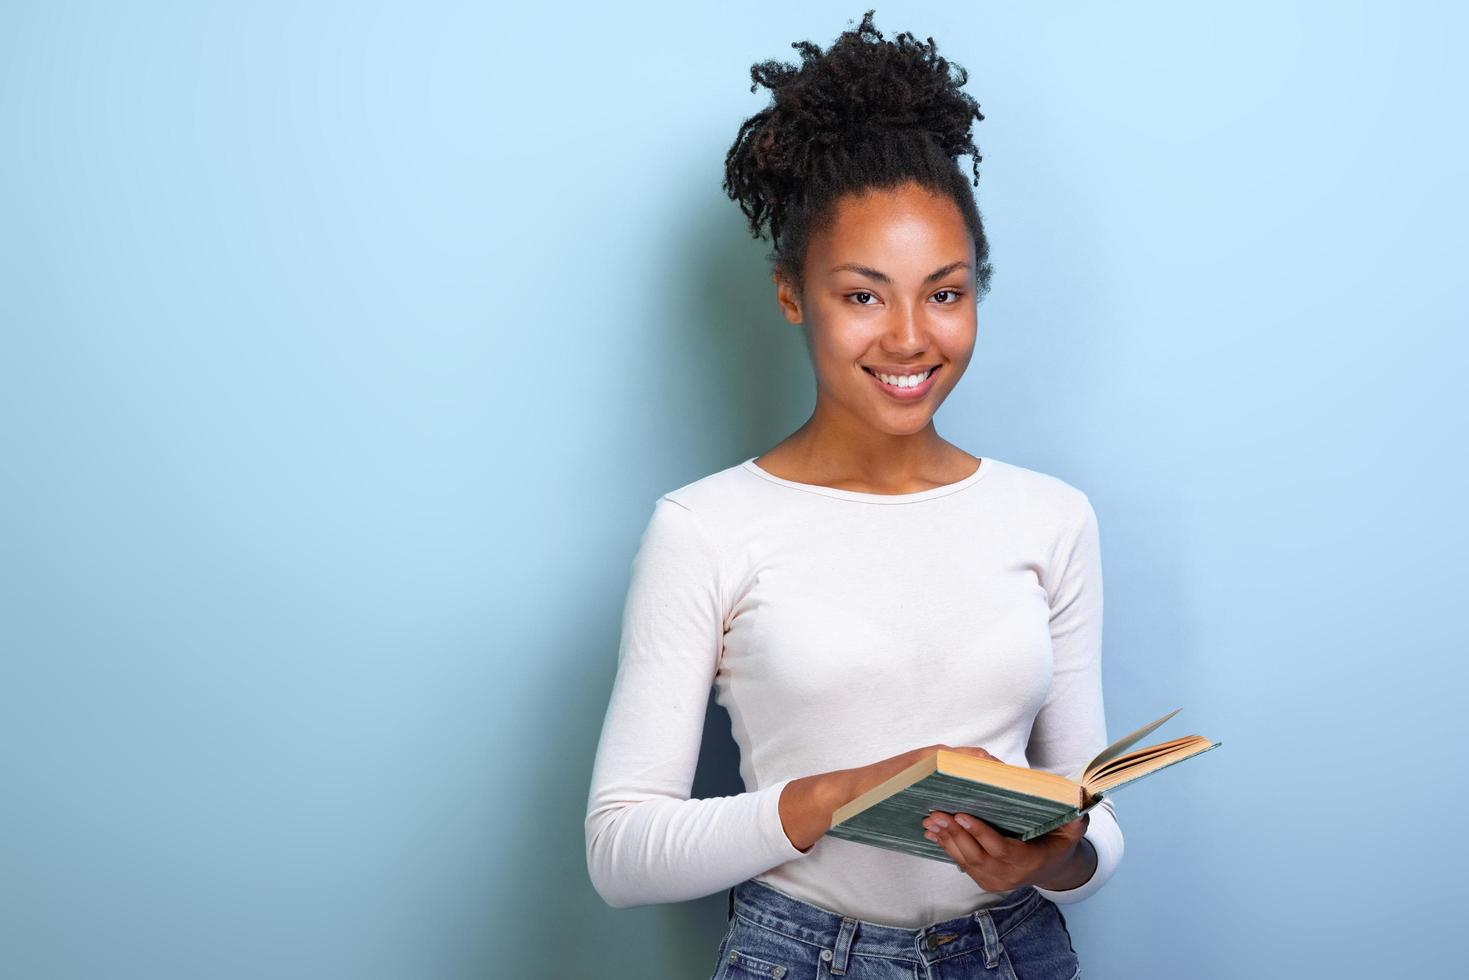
(823, 709, 1222, 863)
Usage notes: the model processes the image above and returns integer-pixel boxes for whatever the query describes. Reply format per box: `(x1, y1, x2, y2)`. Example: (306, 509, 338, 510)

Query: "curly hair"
(723, 9, 994, 302)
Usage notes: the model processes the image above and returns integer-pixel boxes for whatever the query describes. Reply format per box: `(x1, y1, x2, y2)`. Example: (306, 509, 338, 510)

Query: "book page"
(1064, 707, 1182, 782)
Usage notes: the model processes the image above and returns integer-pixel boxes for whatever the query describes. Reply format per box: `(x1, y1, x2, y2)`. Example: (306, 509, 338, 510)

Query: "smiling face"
(775, 180, 978, 439)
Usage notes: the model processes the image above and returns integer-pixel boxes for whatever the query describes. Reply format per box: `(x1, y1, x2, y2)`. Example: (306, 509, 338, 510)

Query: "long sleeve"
(1028, 495, 1125, 905)
(584, 496, 810, 909)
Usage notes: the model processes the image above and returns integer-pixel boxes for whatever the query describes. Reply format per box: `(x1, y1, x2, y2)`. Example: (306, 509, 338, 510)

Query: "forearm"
(1033, 836, 1097, 891)
(778, 770, 853, 852)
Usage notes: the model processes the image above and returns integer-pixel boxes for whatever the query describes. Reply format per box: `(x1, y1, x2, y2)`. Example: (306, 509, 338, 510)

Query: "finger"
(924, 813, 996, 877)
(952, 812, 1014, 859)
(1038, 814, 1090, 857)
(1050, 812, 1089, 841)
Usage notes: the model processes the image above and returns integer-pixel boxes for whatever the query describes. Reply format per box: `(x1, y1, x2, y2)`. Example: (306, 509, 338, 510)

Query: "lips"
(863, 364, 941, 400)
(862, 366, 939, 379)
(863, 365, 940, 382)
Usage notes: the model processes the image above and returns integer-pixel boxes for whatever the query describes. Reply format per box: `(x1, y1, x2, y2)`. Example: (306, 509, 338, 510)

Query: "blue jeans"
(710, 878, 1082, 980)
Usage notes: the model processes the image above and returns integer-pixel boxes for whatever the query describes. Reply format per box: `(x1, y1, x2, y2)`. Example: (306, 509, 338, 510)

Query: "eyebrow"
(828, 261, 971, 285)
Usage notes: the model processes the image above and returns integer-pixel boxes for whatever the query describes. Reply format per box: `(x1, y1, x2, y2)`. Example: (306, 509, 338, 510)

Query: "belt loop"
(972, 909, 1003, 969)
(828, 915, 858, 975)
(727, 886, 735, 922)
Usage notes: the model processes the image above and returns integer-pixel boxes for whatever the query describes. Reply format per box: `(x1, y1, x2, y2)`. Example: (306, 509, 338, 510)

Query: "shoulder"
(988, 456, 1089, 505)
(659, 457, 754, 507)
(649, 457, 774, 537)
(624, 459, 757, 563)
(981, 458, 1097, 550)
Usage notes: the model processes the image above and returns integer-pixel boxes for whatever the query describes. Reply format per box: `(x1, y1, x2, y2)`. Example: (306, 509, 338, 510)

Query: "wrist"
(778, 771, 850, 852)
(1034, 836, 1097, 892)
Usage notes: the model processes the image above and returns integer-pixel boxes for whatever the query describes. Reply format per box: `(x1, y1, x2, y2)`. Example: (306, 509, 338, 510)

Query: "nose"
(881, 303, 929, 354)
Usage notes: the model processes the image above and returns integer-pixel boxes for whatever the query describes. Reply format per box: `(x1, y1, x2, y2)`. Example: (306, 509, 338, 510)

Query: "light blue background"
(3, 2, 1463, 977)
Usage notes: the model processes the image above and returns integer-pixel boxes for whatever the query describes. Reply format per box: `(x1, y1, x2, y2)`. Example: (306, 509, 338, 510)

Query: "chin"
(871, 412, 937, 435)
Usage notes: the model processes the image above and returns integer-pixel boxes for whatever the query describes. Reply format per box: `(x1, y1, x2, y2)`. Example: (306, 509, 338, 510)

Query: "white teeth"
(875, 368, 932, 388)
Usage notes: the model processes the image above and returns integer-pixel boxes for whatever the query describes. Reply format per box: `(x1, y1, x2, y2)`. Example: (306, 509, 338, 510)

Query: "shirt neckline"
(739, 455, 995, 504)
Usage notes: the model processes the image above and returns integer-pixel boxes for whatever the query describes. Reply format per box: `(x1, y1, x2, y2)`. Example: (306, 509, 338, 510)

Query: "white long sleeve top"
(584, 454, 1124, 928)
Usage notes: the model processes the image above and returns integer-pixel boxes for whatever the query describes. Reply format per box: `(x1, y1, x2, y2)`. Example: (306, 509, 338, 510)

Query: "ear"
(773, 272, 803, 325)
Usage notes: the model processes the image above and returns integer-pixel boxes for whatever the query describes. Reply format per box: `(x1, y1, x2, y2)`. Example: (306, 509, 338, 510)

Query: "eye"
(845, 289, 966, 306)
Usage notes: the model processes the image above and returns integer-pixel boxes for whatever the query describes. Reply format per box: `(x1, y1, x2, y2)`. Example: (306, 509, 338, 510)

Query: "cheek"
(808, 329, 876, 370)
(938, 328, 977, 367)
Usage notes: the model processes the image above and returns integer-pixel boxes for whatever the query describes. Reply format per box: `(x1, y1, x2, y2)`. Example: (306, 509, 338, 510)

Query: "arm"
(1032, 835, 1098, 892)
(584, 496, 816, 908)
(1027, 495, 1125, 905)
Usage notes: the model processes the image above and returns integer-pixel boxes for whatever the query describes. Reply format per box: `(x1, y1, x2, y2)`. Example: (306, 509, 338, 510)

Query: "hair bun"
(739, 9, 985, 186)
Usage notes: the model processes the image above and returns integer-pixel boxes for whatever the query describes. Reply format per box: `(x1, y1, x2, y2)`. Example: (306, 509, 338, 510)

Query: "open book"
(823, 709, 1221, 862)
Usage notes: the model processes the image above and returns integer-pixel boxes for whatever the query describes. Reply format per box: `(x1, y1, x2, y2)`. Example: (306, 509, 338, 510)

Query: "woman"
(585, 11, 1119, 979)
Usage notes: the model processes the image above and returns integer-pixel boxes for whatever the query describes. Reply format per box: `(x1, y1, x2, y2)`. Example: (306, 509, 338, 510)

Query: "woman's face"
(776, 181, 978, 438)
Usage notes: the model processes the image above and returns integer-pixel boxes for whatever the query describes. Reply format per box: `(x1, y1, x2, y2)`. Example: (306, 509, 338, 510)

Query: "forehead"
(813, 183, 971, 266)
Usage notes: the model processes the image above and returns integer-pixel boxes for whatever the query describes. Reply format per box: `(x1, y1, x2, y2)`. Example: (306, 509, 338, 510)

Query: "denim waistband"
(728, 877, 1045, 973)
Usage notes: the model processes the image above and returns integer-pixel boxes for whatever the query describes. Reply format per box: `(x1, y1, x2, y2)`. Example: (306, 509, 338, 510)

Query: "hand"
(837, 743, 1002, 800)
(921, 803, 1091, 893)
(786, 744, 999, 853)
(830, 743, 1091, 891)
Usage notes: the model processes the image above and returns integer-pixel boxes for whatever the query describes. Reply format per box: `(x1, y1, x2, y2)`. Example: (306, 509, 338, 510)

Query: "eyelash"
(846, 289, 965, 306)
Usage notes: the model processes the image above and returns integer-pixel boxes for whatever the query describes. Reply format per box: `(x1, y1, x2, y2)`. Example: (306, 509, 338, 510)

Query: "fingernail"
(955, 815, 971, 828)
(923, 831, 938, 841)
(931, 816, 949, 829)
